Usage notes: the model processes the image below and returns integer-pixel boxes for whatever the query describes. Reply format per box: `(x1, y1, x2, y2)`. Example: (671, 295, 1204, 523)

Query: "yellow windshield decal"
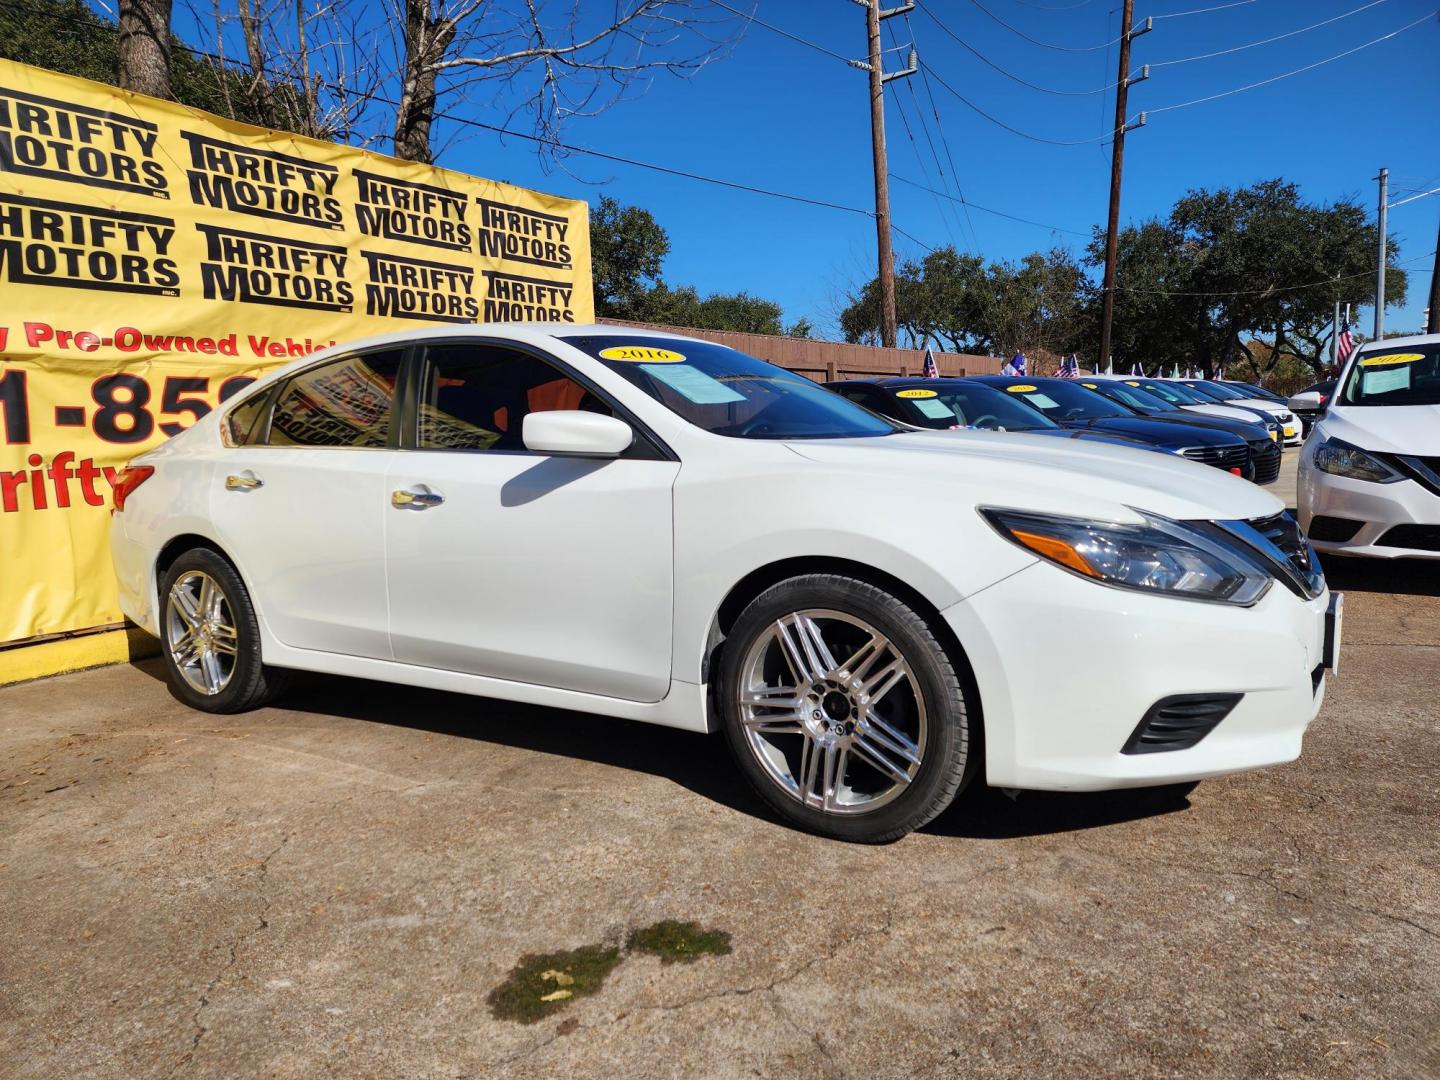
(1006, 384, 1037, 393)
(600, 346, 686, 363)
(896, 388, 938, 398)
(1359, 352, 1425, 366)
(1081, 382, 1098, 389)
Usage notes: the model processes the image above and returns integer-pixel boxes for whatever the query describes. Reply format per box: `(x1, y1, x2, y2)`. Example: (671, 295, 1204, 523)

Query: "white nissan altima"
(1297, 333, 1440, 559)
(110, 325, 1340, 842)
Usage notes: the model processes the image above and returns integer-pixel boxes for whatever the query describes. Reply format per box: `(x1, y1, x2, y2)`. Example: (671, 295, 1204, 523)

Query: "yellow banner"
(0, 59, 593, 645)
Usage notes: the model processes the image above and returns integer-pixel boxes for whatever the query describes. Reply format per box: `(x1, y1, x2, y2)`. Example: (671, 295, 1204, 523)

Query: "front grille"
(1181, 444, 1248, 473)
(1377, 524, 1440, 551)
(1388, 455, 1440, 498)
(1248, 439, 1281, 484)
(1309, 515, 1364, 542)
(1121, 693, 1243, 754)
(1251, 511, 1316, 576)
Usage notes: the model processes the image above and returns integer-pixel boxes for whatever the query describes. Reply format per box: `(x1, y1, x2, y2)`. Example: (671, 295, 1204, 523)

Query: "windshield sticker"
(1361, 367, 1412, 395)
(1081, 382, 1098, 389)
(1359, 352, 1425, 367)
(1125, 381, 1140, 386)
(1006, 384, 1038, 393)
(896, 388, 938, 398)
(600, 345, 686, 363)
(639, 363, 746, 404)
(912, 398, 956, 420)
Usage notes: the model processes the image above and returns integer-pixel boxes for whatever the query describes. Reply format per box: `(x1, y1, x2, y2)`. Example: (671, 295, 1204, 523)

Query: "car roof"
(1356, 331, 1440, 350)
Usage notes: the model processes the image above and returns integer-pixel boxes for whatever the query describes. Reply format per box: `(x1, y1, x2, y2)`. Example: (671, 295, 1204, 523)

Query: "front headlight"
(1313, 437, 1402, 483)
(981, 508, 1272, 605)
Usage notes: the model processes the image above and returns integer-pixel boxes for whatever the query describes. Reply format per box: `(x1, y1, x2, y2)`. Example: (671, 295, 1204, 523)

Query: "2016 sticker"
(599, 346, 686, 363)
(895, 388, 938, 398)
(1006, 384, 1038, 393)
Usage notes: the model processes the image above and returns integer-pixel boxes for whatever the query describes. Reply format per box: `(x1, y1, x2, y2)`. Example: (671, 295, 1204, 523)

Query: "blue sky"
(177, 1, 1440, 339)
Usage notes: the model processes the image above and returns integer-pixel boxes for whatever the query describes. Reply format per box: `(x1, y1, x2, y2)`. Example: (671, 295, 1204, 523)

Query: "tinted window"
(890, 383, 1061, 431)
(1184, 382, 1244, 401)
(224, 387, 273, 446)
(995, 380, 1129, 421)
(563, 335, 898, 440)
(417, 343, 607, 451)
(1083, 380, 1171, 414)
(1137, 380, 1207, 405)
(266, 350, 403, 448)
(1339, 344, 1440, 407)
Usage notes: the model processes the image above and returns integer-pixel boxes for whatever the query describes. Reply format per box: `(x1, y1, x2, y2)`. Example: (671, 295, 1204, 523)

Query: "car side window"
(416, 343, 611, 452)
(223, 387, 274, 446)
(264, 350, 404, 448)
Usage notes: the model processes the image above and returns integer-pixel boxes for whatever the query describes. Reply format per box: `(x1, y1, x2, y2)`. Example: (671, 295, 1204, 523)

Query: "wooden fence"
(597, 319, 1007, 381)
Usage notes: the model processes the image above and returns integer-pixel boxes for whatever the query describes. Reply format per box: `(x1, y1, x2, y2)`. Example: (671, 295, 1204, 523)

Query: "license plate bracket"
(1323, 592, 1343, 674)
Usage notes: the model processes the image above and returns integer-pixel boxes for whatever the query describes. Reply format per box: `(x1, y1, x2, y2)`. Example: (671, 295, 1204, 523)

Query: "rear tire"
(159, 548, 285, 713)
(717, 573, 977, 843)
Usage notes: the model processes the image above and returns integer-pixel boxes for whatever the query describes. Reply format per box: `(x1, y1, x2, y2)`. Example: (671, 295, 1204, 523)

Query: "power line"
(1387, 185, 1440, 210)
(1154, 0, 1258, 19)
(1148, 9, 1436, 114)
(922, 60, 1126, 144)
(914, 37, 981, 247)
(917, 2, 1120, 96)
(707, 0, 852, 62)
(889, 174, 1092, 235)
(1152, 0, 1393, 68)
(958, 0, 1127, 51)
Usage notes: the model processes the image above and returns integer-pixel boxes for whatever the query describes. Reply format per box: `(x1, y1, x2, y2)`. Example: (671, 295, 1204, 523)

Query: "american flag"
(1001, 351, 1027, 377)
(1055, 354, 1080, 378)
(922, 347, 939, 379)
(1336, 319, 1356, 365)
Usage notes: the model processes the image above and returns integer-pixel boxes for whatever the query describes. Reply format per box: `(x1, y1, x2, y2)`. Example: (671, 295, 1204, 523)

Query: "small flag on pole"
(1001, 351, 1027, 377)
(1336, 319, 1356, 365)
(1055, 354, 1079, 378)
(922, 347, 939, 379)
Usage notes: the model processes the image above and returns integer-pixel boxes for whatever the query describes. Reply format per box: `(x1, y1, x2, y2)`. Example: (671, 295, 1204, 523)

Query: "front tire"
(159, 548, 284, 713)
(717, 574, 977, 843)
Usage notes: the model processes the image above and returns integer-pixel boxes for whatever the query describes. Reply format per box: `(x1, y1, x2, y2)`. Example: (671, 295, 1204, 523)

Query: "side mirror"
(1287, 391, 1323, 412)
(522, 410, 634, 457)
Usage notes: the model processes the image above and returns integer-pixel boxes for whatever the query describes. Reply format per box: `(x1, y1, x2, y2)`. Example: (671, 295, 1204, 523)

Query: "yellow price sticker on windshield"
(1082, 382, 1098, 389)
(1006, 384, 1037, 393)
(1125, 380, 1141, 386)
(1359, 352, 1424, 366)
(896, 388, 938, 398)
(599, 346, 686, 363)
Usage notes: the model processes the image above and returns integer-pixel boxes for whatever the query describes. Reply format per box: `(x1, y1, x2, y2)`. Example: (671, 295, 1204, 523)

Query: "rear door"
(208, 347, 404, 659)
(384, 339, 679, 702)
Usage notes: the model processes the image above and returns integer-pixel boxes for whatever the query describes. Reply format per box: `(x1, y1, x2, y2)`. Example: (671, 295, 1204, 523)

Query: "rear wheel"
(160, 548, 284, 713)
(717, 574, 977, 843)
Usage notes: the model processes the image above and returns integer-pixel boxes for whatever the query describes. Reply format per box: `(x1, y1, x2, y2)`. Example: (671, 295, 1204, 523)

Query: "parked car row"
(111, 324, 1339, 843)
(826, 373, 1284, 486)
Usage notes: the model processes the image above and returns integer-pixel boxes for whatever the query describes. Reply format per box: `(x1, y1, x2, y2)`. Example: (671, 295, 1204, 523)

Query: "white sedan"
(1297, 333, 1440, 559)
(110, 325, 1339, 842)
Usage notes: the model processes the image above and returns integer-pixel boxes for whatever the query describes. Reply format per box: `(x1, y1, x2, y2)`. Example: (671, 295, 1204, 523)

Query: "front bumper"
(1298, 455, 1440, 560)
(944, 561, 1330, 791)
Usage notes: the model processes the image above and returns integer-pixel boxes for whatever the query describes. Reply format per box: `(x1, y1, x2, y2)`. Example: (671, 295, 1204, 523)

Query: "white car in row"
(1175, 380, 1303, 444)
(1297, 333, 1440, 559)
(110, 325, 1339, 842)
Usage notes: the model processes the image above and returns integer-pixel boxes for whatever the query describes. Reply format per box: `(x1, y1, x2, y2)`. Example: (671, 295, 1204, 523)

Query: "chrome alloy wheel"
(737, 609, 927, 815)
(166, 570, 239, 696)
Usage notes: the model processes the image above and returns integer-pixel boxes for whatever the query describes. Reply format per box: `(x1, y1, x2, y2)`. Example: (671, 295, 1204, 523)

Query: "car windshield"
(1081, 380, 1172, 414)
(1229, 381, 1282, 401)
(994, 380, 1130, 421)
(1186, 382, 1246, 401)
(562, 335, 900, 439)
(1137, 380, 1206, 406)
(890, 383, 1061, 431)
(1338, 343, 1440, 407)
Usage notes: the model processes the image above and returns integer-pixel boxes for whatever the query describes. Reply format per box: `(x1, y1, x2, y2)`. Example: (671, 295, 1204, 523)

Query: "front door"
(384, 340, 678, 702)
(208, 347, 404, 659)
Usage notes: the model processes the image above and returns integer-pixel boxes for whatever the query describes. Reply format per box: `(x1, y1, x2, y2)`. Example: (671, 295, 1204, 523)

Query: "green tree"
(590, 197, 671, 320)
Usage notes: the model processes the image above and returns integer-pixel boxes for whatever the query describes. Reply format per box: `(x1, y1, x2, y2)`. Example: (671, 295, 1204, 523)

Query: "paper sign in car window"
(639, 363, 745, 404)
(912, 399, 957, 420)
(1362, 367, 1412, 395)
(600, 345, 686, 363)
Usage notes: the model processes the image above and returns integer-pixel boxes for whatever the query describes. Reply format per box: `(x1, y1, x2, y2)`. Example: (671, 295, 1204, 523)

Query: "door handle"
(225, 472, 263, 491)
(392, 486, 444, 510)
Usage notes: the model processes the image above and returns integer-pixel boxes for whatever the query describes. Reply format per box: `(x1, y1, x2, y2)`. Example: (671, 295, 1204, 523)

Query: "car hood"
(1061, 416, 1241, 446)
(1183, 403, 1272, 427)
(784, 430, 1282, 523)
(1322, 404, 1440, 455)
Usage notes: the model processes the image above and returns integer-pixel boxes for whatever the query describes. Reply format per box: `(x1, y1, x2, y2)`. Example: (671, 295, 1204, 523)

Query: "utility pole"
(1332, 289, 1341, 371)
(1374, 167, 1388, 339)
(851, 0, 915, 349)
(1096, 4, 1150, 373)
(1427, 212, 1440, 333)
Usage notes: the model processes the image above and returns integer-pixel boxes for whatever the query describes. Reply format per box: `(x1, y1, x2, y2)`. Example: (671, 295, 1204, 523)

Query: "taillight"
(112, 466, 154, 512)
